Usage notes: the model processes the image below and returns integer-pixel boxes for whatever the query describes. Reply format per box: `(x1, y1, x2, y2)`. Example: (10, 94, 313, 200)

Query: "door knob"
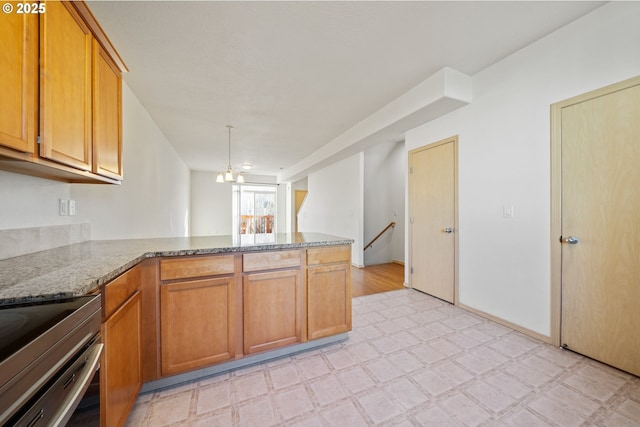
(562, 236, 579, 244)
(443, 228, 453, 234)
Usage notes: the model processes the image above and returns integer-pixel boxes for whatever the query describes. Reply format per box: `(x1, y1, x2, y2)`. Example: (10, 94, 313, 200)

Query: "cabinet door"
(307, 263, 352, 340)
(40, 1, 92, 170)
(244, 269, 304, 354)
(0, 9, 37, 153)
(101, 291, 142, 427)
(93, 39, 122, 179)
(161, 277, 236, 376)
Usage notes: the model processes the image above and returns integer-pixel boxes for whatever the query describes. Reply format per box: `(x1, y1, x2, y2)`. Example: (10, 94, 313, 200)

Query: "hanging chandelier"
(216, 125, 244, 184)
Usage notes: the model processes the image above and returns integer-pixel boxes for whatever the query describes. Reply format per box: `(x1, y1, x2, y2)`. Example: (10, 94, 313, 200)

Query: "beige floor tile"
(195, 381, 231, 414)
(146, 392, 192, 426)
(543, 384, 601, 417)
(364, 357, 405, 383)
(504, 361, 553, 387)
(337, 366, 376, 394)
(233, 371, 269, 402)
(502, 408, 554, 427)
(324, 348, 357, 370)
(387, 350, 424, 373)
(236, 397, 277, 426)
(413, 369, 455, 397)
(383, 377, 429, 410)
(346, 341, 381, 362)
(482, 371, 532, 399)
(413, 404, 463, 426)
(274, 385, 315, 421)
(356, 389, 403, 424)
(464, 380, 518, 413)
(431, 361, 475, 386)
(269, 363, 302, 390)
(440, 392, 493, 426)
(308, 376, 347, 406)
(526, 394, 589, 427)
(189, 409, 232, 427)
(128, 289, 640, 427)
(296, 355, 331, 380)
(321, 401, 369, 427)
(284, 413, 324, 427)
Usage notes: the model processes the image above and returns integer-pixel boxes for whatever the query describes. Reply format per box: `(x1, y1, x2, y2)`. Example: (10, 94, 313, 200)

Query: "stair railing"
(364, 221, 396, 251)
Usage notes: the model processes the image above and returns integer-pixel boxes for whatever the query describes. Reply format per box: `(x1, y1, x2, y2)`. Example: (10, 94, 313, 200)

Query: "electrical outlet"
(69, 200, 76, 216)
(59, 199, 69, 216)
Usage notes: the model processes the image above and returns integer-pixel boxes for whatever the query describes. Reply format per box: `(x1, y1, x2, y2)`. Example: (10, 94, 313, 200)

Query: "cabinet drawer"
(160, 255, 235, 281)
(307, 245, 351, 266)
(103, 266, 140, 319)
(243, 250, 301, 272)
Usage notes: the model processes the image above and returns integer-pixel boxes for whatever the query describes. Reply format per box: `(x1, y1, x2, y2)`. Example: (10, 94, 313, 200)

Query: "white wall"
(297, 153, 364, 267)
(71, 83, 190, 239)
(191, 171, 233, 236)
(404, 2, 640, 337)
(190, 172, 285, 236)
(0, 82, 191, 240)
(0, 171, 72, 229)
(363, 141, 405, 266)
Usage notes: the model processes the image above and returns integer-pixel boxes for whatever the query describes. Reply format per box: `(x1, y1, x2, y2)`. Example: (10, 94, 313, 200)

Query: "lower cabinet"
(101, 290, 142, 427)
(97, 245, 350, 426)
(307, 245, 352, 340)
(243, 269, 304, 354)
(160, 277, 236, 376)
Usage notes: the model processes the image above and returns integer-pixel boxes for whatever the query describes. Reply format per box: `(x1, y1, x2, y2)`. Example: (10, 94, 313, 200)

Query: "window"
(232, 185, 277, 244)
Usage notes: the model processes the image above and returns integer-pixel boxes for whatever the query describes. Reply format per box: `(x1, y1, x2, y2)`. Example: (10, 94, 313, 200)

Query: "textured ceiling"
(86, 1, 603, 179)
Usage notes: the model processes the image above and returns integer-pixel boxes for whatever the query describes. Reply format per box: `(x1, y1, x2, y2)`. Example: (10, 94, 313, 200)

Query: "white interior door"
(409, 137, 457, 303)
(558, 78, 640, 376)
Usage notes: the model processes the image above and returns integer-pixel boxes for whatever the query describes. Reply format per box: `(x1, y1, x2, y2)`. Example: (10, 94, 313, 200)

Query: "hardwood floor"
(351, 262, 405, 297)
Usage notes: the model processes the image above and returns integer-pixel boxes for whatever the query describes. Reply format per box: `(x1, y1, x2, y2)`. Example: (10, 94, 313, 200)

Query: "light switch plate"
(503, 204, 514, 219)
(59, 199, 68, 216)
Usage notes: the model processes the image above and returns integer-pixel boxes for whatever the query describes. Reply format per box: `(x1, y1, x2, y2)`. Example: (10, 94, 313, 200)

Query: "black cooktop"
(0, 296, 95, 364)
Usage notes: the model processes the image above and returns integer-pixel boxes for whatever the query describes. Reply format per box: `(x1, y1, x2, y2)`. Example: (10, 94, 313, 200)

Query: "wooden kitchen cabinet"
(307, 245, 352, 340)
(101, 266, 142, 427)
(243, 250, 305, 354)
(160, 277, 236, 376)
(159, 254, 238, 376)
(0, 8, 37, 154)
(92, 39, 123, 179)
(40, 0, 93, 171)
(0, 0, 126, 184)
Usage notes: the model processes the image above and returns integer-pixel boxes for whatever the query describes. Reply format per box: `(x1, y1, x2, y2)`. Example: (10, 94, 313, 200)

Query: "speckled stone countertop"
(0, 233, 353, 306)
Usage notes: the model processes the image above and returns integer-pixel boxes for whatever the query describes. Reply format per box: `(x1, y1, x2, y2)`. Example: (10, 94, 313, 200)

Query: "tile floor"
(126, 289, 640, 426)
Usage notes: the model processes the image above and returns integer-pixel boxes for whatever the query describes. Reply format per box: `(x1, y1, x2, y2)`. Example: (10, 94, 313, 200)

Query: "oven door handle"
(49, 342, 103, 427)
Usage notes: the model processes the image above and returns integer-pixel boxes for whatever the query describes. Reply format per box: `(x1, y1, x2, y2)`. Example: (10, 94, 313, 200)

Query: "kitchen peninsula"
(0, 233, 353, 427)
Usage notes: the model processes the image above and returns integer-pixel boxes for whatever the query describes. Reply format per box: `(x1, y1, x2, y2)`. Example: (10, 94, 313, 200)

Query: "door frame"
(408, 135, 459, 304)
(550, 75, 640, 347)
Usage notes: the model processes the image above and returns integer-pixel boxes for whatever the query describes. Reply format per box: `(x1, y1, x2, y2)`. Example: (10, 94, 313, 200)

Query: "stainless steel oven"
(0, 295, 102, 427)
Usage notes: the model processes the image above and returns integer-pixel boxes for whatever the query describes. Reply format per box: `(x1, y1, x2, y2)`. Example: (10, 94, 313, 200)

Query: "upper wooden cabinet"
(93, 39, 123, 179)
(40, 0, 93, 171)
(0, 0, 126, 183)
(0, 9, 37, 153)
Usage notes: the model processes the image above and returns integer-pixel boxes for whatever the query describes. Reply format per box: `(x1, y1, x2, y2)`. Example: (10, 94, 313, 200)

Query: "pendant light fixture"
(216, 125, 244, 184)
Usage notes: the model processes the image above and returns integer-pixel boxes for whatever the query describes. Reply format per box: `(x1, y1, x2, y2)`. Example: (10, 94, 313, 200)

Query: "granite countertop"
(0, 233, 353, 305)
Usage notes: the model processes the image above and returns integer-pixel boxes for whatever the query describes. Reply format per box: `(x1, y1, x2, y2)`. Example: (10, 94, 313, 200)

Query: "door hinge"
(409, 166, 414, 174)
(37, 135, 40, 145)
(410, 267, 414, 274)
(410, 217, 414, 224)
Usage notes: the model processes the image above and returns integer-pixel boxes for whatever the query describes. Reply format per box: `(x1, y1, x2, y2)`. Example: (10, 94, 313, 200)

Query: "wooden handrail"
(364, 221, 396, 251)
